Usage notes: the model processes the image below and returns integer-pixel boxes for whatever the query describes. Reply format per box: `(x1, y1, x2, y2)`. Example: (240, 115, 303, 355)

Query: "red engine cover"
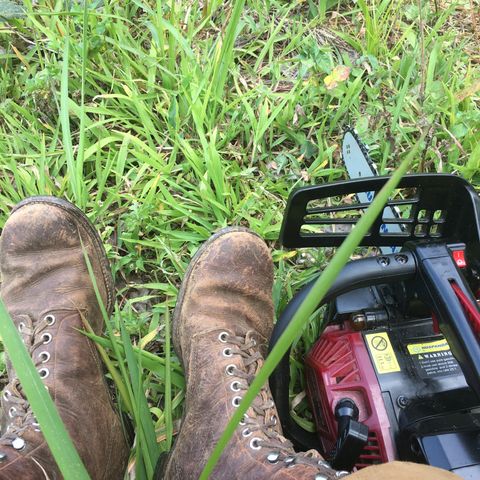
(305, 323, 396, 469)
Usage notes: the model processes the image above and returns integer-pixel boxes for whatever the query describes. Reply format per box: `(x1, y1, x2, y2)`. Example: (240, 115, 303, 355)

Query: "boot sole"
(12, 196, 115, 316)
(172, 226, 264, 366)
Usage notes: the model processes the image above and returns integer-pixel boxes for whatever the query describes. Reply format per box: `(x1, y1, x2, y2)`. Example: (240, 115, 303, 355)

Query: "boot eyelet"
(336, 472, 349, 478)
(225, 364, 236, 376)
(32, 422, 41, 432)
(8, 407, 16, 418)
(18, 322, 25, 333)
(42, 333, 52, 344)
(218, 332, 229, 343)
(12, 437, 25, 451)
(232, 396, 242, 407)
(251, 339, 257, 346)
(315, 475, 328, 480)
(271, 415, 277, 426)
(242, 428, 252, 437)
(284, 456, 296, 467)
(39, 351, 50, 363)
(267, 451, 280, 464)
(239, 414, 248, 426)
(3, 390, 11, 401)
(249, 437, 262, 450)
(318, 460, 331, 468)
(38, 368, 49, 379)
(230, 381, 241, 392)
(223, 348, 233, 357)
(44, 315, 56, 326)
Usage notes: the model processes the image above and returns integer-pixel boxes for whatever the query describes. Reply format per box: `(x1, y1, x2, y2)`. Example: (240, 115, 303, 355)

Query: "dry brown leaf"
(455, 79, 480, 102)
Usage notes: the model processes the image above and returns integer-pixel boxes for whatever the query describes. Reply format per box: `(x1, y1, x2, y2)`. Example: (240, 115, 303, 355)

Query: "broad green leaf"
(0, 1, 24, 20)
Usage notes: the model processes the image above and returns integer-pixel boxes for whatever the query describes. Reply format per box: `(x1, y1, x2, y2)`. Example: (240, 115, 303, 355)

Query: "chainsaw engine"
(306, 280, 479, 475)
(270, 174, 480, 479)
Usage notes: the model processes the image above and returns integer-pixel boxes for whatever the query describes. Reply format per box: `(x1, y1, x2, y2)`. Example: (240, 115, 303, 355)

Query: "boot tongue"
(236, 331, 283, 436)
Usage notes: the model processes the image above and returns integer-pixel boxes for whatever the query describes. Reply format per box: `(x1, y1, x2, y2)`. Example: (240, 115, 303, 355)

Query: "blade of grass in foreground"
(200, 135, 426, 479)
(0, 301, 90, 479)
(164, 306, 174, 450)
(81, 242, 160, 479)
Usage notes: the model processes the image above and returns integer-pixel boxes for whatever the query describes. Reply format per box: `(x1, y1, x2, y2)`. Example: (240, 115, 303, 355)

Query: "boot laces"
(0, 314, 55, 447)
(221, 331, 346, 478)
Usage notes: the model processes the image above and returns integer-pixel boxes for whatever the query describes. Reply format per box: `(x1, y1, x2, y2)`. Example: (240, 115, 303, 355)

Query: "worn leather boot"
(0, 197, 129, 479)
(163, 227, 341, 480)
(162, 227, 462, 480)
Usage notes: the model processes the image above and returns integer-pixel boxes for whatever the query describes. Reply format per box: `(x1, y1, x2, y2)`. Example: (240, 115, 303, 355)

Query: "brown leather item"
(164, 227, 341, 480)
(0, 197, 128, 479)
(348, 461, 461, 479)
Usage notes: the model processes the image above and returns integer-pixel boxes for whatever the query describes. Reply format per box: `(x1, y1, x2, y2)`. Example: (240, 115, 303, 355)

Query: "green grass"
(0, 0, 479, 478)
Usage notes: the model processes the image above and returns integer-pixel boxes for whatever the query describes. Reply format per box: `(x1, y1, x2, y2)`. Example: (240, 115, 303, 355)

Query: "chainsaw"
(269, 131, 480, 479)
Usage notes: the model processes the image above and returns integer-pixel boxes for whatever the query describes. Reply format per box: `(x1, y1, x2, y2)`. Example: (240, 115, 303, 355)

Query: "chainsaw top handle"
(280, 173, 480, 249)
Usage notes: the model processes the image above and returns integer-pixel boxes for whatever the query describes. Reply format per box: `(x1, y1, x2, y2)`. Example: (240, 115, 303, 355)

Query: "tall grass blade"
(210, 0, 245, 105)
(164, 307, 173, 450)
(81, 241, 160, 478)
(75, 0, 89, 209)
(0, 301, 90, 479)
(60, 33, 79, 203)
(200, 135, 426, 479)
(83, 331, 185, 387)
(81, 318, 134, 414)
(119, 314, 160, 478)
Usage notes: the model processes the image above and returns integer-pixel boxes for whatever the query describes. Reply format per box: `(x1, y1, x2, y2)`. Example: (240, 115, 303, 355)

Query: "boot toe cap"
(173, 227, 275, 358)
(2, 201, 83, 254)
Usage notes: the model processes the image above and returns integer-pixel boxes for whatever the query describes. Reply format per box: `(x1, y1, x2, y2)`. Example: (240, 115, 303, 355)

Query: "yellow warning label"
(407, 339, 450, 355)
(365, 332, 401, 374)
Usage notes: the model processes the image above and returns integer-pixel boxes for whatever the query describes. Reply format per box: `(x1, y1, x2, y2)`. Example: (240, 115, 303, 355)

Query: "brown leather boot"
(0, 197, 129, 479)
(163, 227, 341, 480)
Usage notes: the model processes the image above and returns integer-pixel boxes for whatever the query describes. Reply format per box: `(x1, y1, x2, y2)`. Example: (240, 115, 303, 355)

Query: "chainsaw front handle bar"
(269, 251, 417, 451)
